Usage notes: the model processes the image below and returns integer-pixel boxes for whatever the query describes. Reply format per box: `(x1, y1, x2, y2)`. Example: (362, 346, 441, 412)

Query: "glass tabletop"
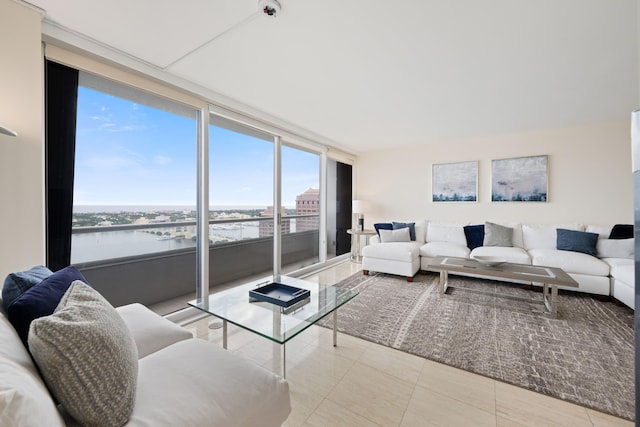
(188, 275, 359, 344)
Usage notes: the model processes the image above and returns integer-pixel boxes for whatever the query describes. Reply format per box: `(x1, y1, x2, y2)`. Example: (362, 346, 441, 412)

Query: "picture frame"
(432, 161, 478, 202)
(491, 155, 548, 202)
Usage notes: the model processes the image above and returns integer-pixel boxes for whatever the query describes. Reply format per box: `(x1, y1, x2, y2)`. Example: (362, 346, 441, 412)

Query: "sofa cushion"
(528, 249, 610, 276)
(363, 242, 420, 262)
(7, 265, 89, 347)
(483, 222, 513, 247)
(426, 222, 467, 245)
(522, 223, 582, 250)
(373, 222, 393, 237)
(556, 229, 598, 256)
(380, 228, 411, 243)
(0, 313, 65, 427)
(470, 246, 531, 264)
(116, 303, 193, 359)
(392, 222, 416, 241)
(596, 238, 634, 259)
(610, 224, 634, 239)
(463, 224, 484, 250)
(128, 338, 291, 427)
(412, 220, 428, 243)
(2, 265, 53, 311)
(585, 224, 612, 239)
(28, 281, 138, 427)
(420, 241, 470, 259)
(605, 258, 634, 285)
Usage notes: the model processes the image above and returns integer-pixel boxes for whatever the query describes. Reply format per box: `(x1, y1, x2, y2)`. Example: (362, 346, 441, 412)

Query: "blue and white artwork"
(432, 161, 478, 202)
(491, 155, 548, 202)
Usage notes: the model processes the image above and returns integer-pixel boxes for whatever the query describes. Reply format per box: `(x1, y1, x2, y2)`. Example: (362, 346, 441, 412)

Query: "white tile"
(327, 362, 414, 426)
(358, 342, 425, 384)
(400, 384, 496, 427)
(417, 360, 496, 414)
(495, 382, 592, 427)
(303, 399, 380, 427)
(586, 409, 635, 427)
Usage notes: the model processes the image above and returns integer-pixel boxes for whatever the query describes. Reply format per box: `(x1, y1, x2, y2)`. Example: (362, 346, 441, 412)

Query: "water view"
(70, 205, 305, 264)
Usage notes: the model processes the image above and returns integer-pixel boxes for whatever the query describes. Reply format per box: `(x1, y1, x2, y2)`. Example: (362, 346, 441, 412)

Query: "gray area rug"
(323, 272, 635, 420)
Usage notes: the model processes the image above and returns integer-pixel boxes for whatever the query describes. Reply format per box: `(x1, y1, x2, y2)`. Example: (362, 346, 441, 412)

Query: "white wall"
(356, 120, 632, 228)
(0, 1, 45, 278)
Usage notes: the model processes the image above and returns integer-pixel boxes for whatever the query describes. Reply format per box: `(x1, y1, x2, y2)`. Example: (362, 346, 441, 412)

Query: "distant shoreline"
(73, 205, 273, 213)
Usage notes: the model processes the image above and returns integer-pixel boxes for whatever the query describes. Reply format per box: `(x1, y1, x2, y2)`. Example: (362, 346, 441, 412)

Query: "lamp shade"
(352, 200, 368, 213)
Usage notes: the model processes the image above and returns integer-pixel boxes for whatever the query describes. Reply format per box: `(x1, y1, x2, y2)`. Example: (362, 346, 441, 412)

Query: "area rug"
(322, 271, 635, 420)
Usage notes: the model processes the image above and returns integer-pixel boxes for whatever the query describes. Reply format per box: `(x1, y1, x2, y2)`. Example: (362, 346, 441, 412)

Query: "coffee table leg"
(333, 310, 338, 347)
(283, 343, 286, 379)
(542, 283, 558, 318)
(223, 320, 228, 349)
(440, 270, 449, 294)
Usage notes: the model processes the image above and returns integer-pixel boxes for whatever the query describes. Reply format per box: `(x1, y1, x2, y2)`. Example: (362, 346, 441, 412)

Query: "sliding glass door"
(280, 144, 321, 274)
(208, 115, 275, 284)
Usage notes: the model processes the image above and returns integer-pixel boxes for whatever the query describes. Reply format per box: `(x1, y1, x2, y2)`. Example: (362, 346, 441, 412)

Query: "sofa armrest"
(116, 303, 193, 359)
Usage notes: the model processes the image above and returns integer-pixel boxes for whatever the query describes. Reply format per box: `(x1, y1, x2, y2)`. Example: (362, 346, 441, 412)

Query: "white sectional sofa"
(362, 220, 634, 309)
(0, 266, 291, 426)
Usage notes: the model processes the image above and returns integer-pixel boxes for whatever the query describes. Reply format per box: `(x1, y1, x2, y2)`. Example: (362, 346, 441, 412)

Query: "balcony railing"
(72, 215, 324, 310)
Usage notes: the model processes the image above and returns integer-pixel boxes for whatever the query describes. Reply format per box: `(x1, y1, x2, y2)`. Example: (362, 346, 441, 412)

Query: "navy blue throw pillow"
(2, 265, 53, 311)
(374, 223, 393, 237)
(392, 222, 416, 241)
(609, 224, 633, 239)
(463, 224, 485, 250)
(556, 229, 598, 256)
(7, 266, 90, 347)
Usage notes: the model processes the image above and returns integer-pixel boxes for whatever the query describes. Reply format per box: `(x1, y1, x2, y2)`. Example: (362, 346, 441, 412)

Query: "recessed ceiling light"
(258, 0, 281, 18)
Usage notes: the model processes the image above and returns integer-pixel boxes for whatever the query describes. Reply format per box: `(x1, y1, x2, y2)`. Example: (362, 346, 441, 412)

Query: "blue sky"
(74, 86, 320, 207)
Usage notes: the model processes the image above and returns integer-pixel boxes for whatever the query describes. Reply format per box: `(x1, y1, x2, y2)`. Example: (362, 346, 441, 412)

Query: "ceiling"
(24, 0, 639, 153)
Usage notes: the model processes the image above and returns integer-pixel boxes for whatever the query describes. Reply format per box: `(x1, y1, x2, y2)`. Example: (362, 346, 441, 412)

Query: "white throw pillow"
(426, 222, 467, 245)
(379, 227, 411, 243)
(28, 281, 138, 427)
(597, 238, 634, 259)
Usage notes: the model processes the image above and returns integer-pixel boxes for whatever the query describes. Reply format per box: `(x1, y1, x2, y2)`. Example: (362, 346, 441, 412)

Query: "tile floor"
(183, 261, 634, 427)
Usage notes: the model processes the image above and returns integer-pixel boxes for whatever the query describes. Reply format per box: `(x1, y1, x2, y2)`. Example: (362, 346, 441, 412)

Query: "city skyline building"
(259, 206, 290, 237)
(295, 188, 320, 232)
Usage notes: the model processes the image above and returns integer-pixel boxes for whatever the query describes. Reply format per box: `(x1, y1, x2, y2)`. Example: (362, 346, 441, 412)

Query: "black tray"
(249, 282, 311, 308)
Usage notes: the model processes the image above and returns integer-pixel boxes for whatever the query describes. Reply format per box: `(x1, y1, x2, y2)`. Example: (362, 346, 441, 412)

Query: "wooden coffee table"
(426, 256, 578, 317)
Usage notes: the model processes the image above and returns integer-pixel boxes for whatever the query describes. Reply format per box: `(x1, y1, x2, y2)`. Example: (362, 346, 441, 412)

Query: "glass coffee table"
(188, 275, 358, 377)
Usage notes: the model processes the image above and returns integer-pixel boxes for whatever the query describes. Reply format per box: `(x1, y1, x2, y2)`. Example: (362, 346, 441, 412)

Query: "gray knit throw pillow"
(28, 280, 138, 427)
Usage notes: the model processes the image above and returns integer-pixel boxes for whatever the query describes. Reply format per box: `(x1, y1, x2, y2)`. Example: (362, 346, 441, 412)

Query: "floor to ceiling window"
(71, 72, 198, 264)
(281, 144, 321, 274)
(208, 115, 275, 284)
(59, 64, 351, 310)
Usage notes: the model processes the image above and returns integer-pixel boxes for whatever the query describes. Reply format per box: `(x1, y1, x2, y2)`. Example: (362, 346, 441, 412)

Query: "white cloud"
(153, 155, 173, 166)
(85, 156, 138, 171)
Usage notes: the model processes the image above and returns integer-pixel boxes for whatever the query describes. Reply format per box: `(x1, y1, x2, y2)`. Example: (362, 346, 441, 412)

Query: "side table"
(347, 229, 376, 263)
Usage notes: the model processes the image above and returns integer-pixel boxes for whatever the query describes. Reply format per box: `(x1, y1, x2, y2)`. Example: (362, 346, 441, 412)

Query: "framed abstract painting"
(491, 155, 548, 202)
(432, 161, 478, 202)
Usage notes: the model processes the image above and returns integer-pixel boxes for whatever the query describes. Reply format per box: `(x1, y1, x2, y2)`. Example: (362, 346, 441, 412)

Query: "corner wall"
(356, 120, 632, 227)
(0, 1, 45, 278)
